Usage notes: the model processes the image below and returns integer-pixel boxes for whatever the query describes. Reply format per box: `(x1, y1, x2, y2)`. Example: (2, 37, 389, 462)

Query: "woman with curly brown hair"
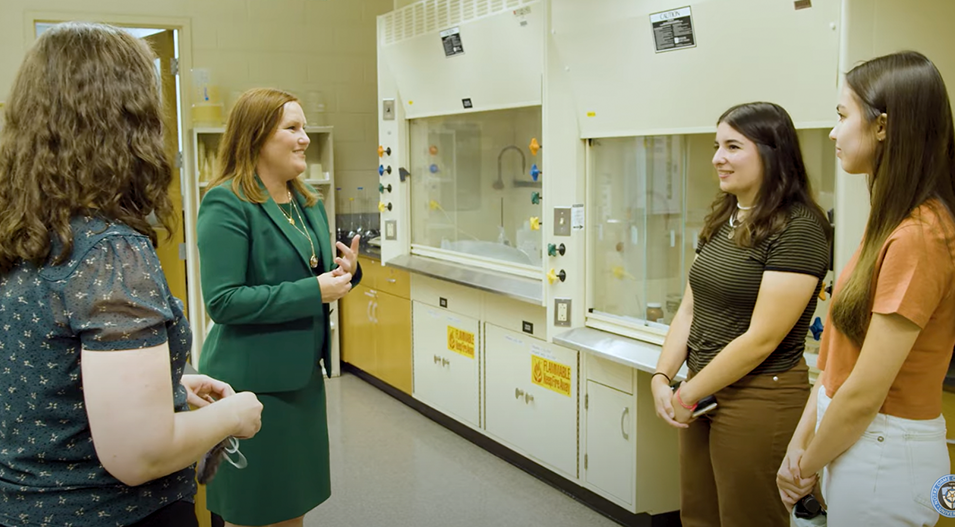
(0, 22, 263, 527)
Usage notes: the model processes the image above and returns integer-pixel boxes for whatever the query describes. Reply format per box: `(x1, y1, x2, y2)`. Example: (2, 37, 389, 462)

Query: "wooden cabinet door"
(374, 292, 412, 394)
(585, 380, 635, 507)
(341, 285, 377, 375)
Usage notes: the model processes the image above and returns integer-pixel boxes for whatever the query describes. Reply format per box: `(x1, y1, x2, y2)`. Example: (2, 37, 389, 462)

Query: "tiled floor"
(307, 373, 620, 527)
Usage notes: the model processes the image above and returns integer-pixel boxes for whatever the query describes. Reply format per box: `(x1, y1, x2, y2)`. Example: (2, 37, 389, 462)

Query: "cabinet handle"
(364, 291, 376, 298)
(366, 299, 374, 322)
(434, 355, 441, 364)
(524, 392, 535, 404)
(621, 407, 630, 440)
(371, 302, 378, 324)
(515, 387, 524, 400)
(387, 278, 397, 284)
(441, 358, 450, 367)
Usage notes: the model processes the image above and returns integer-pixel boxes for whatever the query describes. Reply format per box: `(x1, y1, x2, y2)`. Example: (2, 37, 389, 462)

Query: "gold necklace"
(278, 200, 296, 226)
(284, 191, 319, 269)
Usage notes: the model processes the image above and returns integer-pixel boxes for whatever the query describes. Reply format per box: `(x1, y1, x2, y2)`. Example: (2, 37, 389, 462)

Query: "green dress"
(196, 183, 361, 526)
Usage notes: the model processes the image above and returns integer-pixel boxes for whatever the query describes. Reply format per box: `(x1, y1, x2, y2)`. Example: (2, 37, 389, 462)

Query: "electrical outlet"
(385, 220, 397, 241)
(554, 298, 571, 327)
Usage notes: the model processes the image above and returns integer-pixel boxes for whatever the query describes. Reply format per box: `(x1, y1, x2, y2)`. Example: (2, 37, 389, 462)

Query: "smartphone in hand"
(671, 384, 718, 418)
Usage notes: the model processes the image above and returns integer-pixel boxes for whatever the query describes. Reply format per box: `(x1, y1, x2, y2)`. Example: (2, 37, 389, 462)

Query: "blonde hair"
(209, 88, 318, 206)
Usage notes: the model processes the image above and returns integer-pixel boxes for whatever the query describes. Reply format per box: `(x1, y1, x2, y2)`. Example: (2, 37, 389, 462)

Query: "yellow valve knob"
(529, 138, 541, 156)
(429, 200, 443, 211)
(377, 145, 385, 158)
(530, 217, 541, 231)
(547, 268, 558, 284)
(378, 202, 387, 212)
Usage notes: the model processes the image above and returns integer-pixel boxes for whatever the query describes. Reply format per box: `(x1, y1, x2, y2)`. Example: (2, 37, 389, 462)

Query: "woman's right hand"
(221, 391, 264, 439)
(651, 375, 688, 429)
(318, 271, 353, 303)
(776, 448, 816, 511)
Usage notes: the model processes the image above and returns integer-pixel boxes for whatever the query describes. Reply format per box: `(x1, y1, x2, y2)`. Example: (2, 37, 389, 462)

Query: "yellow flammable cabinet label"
(447, 326, 475, 359)
(531, 355, 572, 397)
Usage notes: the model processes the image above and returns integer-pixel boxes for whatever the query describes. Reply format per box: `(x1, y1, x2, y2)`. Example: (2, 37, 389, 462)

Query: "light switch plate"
(385, 220, 397, 241)
(554, 207, 571, 236)
(382, 99, 395, 121)
(554, 298, 572, 327)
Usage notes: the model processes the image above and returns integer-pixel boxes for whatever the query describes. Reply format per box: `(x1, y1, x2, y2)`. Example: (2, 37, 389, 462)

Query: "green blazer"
(196, 181, 361, 393)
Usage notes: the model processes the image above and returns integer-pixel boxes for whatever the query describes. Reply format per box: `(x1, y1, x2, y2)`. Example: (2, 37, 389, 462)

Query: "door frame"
(24, 12, 204, 364)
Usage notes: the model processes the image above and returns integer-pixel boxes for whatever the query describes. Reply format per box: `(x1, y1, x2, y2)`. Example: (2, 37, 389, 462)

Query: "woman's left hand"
(181, 374, 236, 408)
(670, 382, 695, 424)
(335, 235, 361, 276)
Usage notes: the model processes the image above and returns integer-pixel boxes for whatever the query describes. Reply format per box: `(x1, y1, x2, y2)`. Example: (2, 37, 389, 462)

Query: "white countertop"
(554, 327, 690, 381)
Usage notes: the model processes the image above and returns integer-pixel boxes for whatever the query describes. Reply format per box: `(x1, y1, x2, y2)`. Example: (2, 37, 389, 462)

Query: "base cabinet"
(484, 324, 578, 477)
(585, 380, 635, 506)
(340, 259, 412, 394)
(412, 301, 481, 427)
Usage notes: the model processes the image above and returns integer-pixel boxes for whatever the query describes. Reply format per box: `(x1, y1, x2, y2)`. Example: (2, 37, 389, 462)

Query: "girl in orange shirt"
(777, 51, 955, 525)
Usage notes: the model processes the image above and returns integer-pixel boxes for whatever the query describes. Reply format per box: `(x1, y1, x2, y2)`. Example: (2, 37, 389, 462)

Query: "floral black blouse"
(0, 217, 195, 526)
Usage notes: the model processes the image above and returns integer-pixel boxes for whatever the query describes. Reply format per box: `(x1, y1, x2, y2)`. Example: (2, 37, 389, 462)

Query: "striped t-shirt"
(686, 203, 830, 375)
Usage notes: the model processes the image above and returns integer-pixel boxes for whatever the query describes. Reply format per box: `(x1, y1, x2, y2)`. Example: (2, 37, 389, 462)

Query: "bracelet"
(651, 371, 671, 384)
(675, 386, 697, 411)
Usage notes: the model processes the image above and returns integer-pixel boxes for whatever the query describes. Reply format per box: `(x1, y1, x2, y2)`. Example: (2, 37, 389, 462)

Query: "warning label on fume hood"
(650, 6, 696, 53)
(440, 27, 465, 57)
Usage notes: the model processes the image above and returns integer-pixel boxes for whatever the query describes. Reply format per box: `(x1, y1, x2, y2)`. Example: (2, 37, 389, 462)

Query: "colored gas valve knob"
(529, 138, 541, 156)
(378, 165, 392, 176)
(378, 202, 393, 212)
(377, 145, 391, 157)
(531, 192, 542, 205)
(530, 217, 541, 231)
(429, 164, 439, 174)
(547, 243, 566, 257)
(547, 268, 567, 284)
(530, 164, 541, 181)
(379, 183, 392, 194)
(810, 317, 824, 341)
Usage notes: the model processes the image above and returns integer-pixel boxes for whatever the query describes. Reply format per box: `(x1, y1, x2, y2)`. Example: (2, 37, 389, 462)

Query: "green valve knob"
(531, 192, 541, 205)
(548, 244, 557, 257)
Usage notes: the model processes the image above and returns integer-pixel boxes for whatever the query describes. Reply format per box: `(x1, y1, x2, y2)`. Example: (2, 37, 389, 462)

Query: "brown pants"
(679, 360, 810, 527)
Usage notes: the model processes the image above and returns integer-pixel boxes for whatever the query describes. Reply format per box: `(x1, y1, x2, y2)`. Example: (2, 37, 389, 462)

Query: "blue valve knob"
(530, 164, 541, 181)
(378, 165, 384, 176)
(430, 164, 439, 174)
(810, 317, 824, 341)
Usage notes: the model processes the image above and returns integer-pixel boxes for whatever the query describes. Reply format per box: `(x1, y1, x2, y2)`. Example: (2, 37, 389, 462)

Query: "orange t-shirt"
(818, 202, 955, 419)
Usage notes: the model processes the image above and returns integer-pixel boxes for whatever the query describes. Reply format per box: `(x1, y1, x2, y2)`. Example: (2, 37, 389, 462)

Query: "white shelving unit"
(185, 126, 341, 375)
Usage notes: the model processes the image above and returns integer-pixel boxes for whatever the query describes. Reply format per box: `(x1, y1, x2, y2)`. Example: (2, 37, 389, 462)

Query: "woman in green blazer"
(197, 88, 361, 527)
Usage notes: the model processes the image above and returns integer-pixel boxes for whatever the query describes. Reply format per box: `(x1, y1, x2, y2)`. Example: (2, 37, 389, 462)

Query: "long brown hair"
(700, 102, 832, 248)
(830, 52, 955, 345)
(0, 22, 174, 273)
(209, 88, 318, 206)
